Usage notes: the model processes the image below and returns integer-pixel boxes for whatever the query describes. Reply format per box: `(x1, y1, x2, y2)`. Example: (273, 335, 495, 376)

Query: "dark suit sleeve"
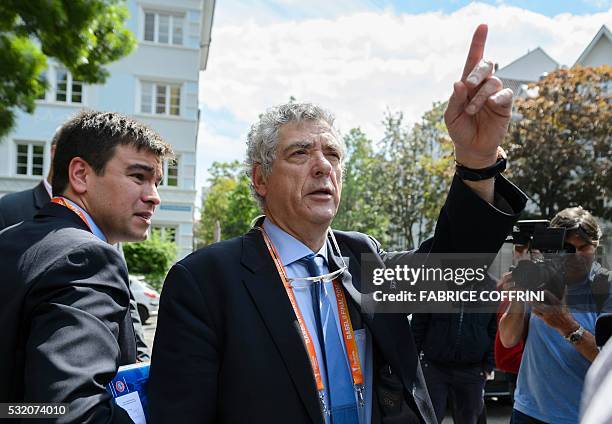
(24, 242, 133, 424)
(410, 313, 430, 353)
(426, 175, 525, 255)
(149, 263, 220, 424)
(377, 175, 525, 259)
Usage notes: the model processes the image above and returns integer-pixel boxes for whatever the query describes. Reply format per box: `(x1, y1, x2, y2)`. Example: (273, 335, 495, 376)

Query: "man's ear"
(252, 163, 267, 198)
(68, 157, 92, 195)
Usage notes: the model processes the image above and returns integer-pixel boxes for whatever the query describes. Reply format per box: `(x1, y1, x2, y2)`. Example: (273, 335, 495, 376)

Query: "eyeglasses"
(286, 266, 349, 289)
(254, 218, 350, 289)
(289, 226, 349, 289)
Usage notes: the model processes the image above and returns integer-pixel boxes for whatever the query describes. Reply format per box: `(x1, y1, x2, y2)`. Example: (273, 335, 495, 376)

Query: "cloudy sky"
(196, 0, 611, 196)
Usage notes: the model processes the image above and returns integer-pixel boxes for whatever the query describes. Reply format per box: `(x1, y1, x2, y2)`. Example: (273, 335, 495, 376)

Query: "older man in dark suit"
(0, 110, 172, 423)
(149, 24, 527, 423)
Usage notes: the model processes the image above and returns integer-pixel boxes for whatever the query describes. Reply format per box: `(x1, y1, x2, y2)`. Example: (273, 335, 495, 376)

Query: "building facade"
(0, 0, 215, 259)
(496, 25, 611, 95)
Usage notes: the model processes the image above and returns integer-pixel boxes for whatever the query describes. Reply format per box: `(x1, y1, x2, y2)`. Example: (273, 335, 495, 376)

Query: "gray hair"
(245, 102, 344, 210)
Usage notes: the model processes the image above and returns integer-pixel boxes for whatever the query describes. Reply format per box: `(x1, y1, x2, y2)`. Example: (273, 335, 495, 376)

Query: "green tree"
(505, 66, 611, 220)
(0, 0, 136, 138)
(123, 232, 177, 291)
(196, 162, 239, 246)
(380, 102, 453, 249)
(409, 102, 454, 241)
(195, 161, 259, 247)
(223, 173, 260, 238)
(333, 128, 390, 245)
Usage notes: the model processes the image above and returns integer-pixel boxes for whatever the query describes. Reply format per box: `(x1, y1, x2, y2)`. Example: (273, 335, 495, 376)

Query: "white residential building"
(496, 25, 611, 94)
(575, 25, 612, 67)
(0, 0, 215, 259)
(495, 47, 560, 95)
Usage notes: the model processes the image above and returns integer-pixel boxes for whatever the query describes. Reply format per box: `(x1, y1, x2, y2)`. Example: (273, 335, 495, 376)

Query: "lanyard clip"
(356, 385, 366, 408)
(319, 391, 330, 417)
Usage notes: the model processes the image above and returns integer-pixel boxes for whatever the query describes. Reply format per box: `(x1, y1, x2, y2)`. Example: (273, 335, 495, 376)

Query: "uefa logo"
(115, 381, 126, 393)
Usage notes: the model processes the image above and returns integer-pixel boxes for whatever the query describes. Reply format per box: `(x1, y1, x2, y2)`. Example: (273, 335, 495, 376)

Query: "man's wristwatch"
(455, 156, 507, 181)
(564, 325, 586, 344)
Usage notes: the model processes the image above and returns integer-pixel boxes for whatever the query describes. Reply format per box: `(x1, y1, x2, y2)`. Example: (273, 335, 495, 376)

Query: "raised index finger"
(461, 24, 488, 81)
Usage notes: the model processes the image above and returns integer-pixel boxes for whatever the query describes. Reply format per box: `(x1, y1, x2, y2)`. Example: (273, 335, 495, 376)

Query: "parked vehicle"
(130, 275, 160, 324)
(485, 368, 515, 402)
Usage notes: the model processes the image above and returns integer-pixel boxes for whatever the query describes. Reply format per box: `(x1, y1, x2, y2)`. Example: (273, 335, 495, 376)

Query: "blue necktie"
(302, 254, 359, 423)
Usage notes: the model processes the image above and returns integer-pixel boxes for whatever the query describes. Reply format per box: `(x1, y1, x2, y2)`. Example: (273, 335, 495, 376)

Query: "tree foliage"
(333, 128, 390, 245)
(224, 173, 260, 238)
(0, 0, 136, 138)
(123, 232, 177, 291)
(195, 161, 259, 247)
(380, 101, 454, 249)
(505, 66, 611, 220)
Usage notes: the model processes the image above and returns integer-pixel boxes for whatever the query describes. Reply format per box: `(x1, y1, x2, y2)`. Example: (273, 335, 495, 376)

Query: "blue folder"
(106, 362, 150, 423)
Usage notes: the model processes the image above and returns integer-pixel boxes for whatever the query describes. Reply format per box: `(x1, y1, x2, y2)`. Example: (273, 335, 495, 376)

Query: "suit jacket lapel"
(241, 228, 324, 424)
(327, 235, 364, 310)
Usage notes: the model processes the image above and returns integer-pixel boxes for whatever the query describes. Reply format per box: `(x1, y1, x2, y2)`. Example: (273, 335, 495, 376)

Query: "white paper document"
(115, 391, 147, 424)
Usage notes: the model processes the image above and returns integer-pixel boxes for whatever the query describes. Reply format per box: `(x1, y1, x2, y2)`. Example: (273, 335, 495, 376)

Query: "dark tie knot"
(300, 254, 323, 277)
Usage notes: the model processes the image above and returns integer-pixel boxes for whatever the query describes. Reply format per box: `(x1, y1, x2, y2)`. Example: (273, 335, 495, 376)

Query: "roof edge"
(573, 25, 611, 67)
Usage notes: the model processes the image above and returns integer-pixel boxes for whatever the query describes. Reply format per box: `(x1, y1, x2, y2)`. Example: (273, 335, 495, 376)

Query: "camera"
(506, 220, 576, 301)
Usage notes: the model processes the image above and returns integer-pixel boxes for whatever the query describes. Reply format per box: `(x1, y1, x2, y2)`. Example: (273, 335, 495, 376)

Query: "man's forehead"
(278, 120, 338, 145)
(113, 145, 162, 171)
(566, 231, 594, 247)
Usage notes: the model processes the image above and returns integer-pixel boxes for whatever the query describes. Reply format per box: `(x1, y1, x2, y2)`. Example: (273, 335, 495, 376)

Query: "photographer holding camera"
(499, 206, 612, 424)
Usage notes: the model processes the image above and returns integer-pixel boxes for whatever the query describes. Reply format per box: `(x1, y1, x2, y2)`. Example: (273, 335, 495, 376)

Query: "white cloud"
(194, 119, 248, 205)
(197, 2, 612, 193)
(214, 0, 385, 26)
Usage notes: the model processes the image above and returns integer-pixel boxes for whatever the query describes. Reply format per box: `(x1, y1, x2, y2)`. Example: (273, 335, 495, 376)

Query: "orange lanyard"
(51, 197, 93, 233)
(257, 227, 365, 411)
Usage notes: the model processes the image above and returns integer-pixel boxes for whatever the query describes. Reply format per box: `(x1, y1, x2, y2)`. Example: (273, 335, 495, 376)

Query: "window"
(37, 71, 47, 100)
(144, 11, 184, 45)
(161, 158, 179, 186)
(16, 142, 44, 176)
(151, 225, 177, 243)
(55, 68, 83, 103)
(141, 82, 181, 116)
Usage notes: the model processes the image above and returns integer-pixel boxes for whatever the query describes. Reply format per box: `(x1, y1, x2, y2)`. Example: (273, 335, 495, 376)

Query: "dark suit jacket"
(0, 181, 49, 230)
(148, 176, 527, 423)
(0, 203, 137, 423)
(0, 182, 151, 361)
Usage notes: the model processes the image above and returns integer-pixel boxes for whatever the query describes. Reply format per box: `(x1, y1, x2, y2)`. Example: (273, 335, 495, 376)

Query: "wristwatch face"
(568, 327, 585, 343)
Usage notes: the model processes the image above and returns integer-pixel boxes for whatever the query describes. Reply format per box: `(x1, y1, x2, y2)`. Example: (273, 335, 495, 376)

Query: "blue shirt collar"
(262, 217, 327, 266)
(59, 196, 107, 242)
